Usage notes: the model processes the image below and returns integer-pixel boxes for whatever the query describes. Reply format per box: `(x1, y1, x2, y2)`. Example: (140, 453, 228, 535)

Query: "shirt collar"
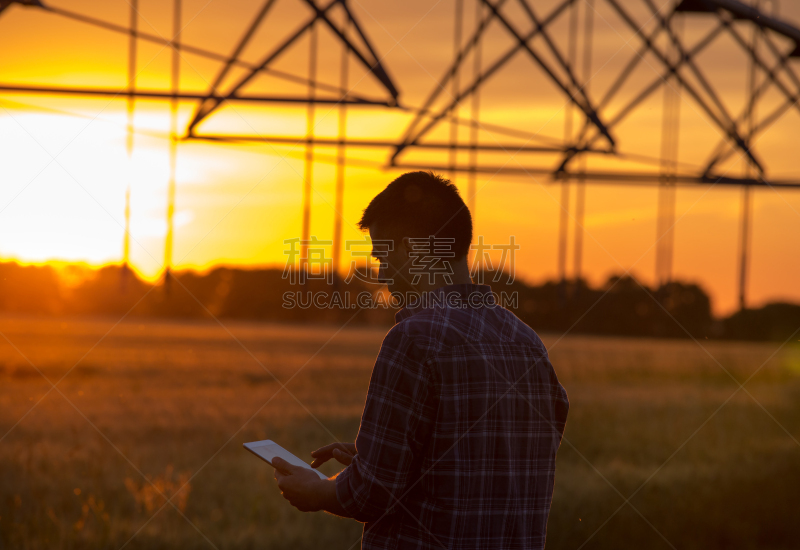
(394, 283, 496, 324)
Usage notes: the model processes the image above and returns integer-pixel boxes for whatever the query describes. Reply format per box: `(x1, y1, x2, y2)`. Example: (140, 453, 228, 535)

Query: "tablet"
(243, 440, 329, 480)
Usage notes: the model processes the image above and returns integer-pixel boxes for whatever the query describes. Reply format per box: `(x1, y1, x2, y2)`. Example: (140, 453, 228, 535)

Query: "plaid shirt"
(336, 283, 569, 550)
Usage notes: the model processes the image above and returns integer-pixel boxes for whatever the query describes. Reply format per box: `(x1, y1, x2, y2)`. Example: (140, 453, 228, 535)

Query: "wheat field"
(1, 314, 798, 549)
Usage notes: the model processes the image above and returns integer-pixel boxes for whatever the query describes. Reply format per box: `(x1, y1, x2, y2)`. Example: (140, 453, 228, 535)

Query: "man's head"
(357, 171, 472, 294)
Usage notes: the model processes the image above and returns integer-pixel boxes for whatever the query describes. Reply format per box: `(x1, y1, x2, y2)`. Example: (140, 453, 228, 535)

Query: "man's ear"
(401, 236, 412, 257)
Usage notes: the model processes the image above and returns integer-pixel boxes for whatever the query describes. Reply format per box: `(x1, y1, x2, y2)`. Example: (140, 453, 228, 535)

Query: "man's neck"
(411, 258, 473, 294)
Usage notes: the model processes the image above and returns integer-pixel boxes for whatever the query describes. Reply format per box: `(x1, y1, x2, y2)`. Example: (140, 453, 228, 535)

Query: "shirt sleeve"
(547, 357, 569, 448)
(335, 323, 436, 523)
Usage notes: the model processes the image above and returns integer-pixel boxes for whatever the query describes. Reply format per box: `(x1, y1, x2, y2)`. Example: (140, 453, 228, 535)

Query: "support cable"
(39, 4, 387, 105)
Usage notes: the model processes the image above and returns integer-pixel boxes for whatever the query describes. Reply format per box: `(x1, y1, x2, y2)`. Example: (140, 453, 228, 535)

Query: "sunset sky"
(1, 0, 799, 315)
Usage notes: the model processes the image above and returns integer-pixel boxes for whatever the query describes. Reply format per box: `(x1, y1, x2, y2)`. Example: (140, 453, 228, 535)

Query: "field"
(1, 314, 798, 550)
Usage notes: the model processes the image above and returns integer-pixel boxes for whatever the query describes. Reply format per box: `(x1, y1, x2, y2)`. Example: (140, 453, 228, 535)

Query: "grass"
(0, 314, 798, 549)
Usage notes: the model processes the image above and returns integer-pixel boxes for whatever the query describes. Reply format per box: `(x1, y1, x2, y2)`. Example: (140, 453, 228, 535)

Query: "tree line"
(1, 262, 797, 341)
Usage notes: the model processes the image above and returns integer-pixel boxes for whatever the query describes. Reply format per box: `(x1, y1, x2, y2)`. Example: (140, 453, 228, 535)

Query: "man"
(273, 171, 569, 550)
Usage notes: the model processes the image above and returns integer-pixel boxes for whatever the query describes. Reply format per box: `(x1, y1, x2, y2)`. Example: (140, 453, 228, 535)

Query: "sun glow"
(1, 0, 800, 314)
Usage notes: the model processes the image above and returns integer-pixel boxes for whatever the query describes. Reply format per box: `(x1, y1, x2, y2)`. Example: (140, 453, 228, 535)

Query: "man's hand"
(310, 442, 356, 468)
(273, 458, 327, 512)
(272, 457, 352, 518)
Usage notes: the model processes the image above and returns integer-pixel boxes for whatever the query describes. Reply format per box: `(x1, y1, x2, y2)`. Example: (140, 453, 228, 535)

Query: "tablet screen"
(243, 440, 328, 480)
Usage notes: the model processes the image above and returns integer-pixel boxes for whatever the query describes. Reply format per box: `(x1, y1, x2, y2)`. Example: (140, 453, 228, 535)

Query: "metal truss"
(0, 0, 400, 284)
(0, 0, 399, 124)
(185, 0, 800, 194)
(389, 0, 800, 187)
(2, 0, 799, 307)
(380, 0, 800, 307)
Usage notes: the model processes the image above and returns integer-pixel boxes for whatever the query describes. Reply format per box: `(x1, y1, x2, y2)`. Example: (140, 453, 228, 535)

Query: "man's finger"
(310, 446, 329, 458)
(312, 442, 354, 457)
(272, 457, 296, 475)
(310, 443, 340, 458)
(333, 448, 354, 465)
(311, 443, 343, 467)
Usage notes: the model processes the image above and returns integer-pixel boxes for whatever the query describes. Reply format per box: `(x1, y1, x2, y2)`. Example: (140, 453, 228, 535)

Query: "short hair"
(357, 171, 473, 259)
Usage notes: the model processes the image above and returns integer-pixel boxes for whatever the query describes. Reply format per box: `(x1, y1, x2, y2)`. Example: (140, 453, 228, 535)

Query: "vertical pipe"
(164, 0, 181, 289)
(656, 184, 678, 287)
(573, 169, 585, 282)
(738, 1, 762, 310)
(123, 0, 138, 286)
(663, 181, 676, 283)
(573, 0, 594, 283)
(563, 0, 578, 146)
(656, 81, 668, 286)
(656, 7, 681, 288)
(332, 20, 349, 284)
(557, 183, 570, 282)
(667, 13, 683, 285)
(449, 0, 464, 182)
(558, 0, 578, 284)
(468, 0, 482, 224)
(738, 187, 751, 310)
(300, 22, 318, 276)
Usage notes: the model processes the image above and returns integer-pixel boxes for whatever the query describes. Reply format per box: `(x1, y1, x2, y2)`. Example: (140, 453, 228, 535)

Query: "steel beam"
(0, 84, 392, 105)
(188, 133, 609, 153)
(392, 163, 800, 187)
(677, 0, 800, 56)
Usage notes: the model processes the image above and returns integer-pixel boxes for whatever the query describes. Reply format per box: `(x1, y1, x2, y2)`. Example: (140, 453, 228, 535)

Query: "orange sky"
(1, 0, 799, 315)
